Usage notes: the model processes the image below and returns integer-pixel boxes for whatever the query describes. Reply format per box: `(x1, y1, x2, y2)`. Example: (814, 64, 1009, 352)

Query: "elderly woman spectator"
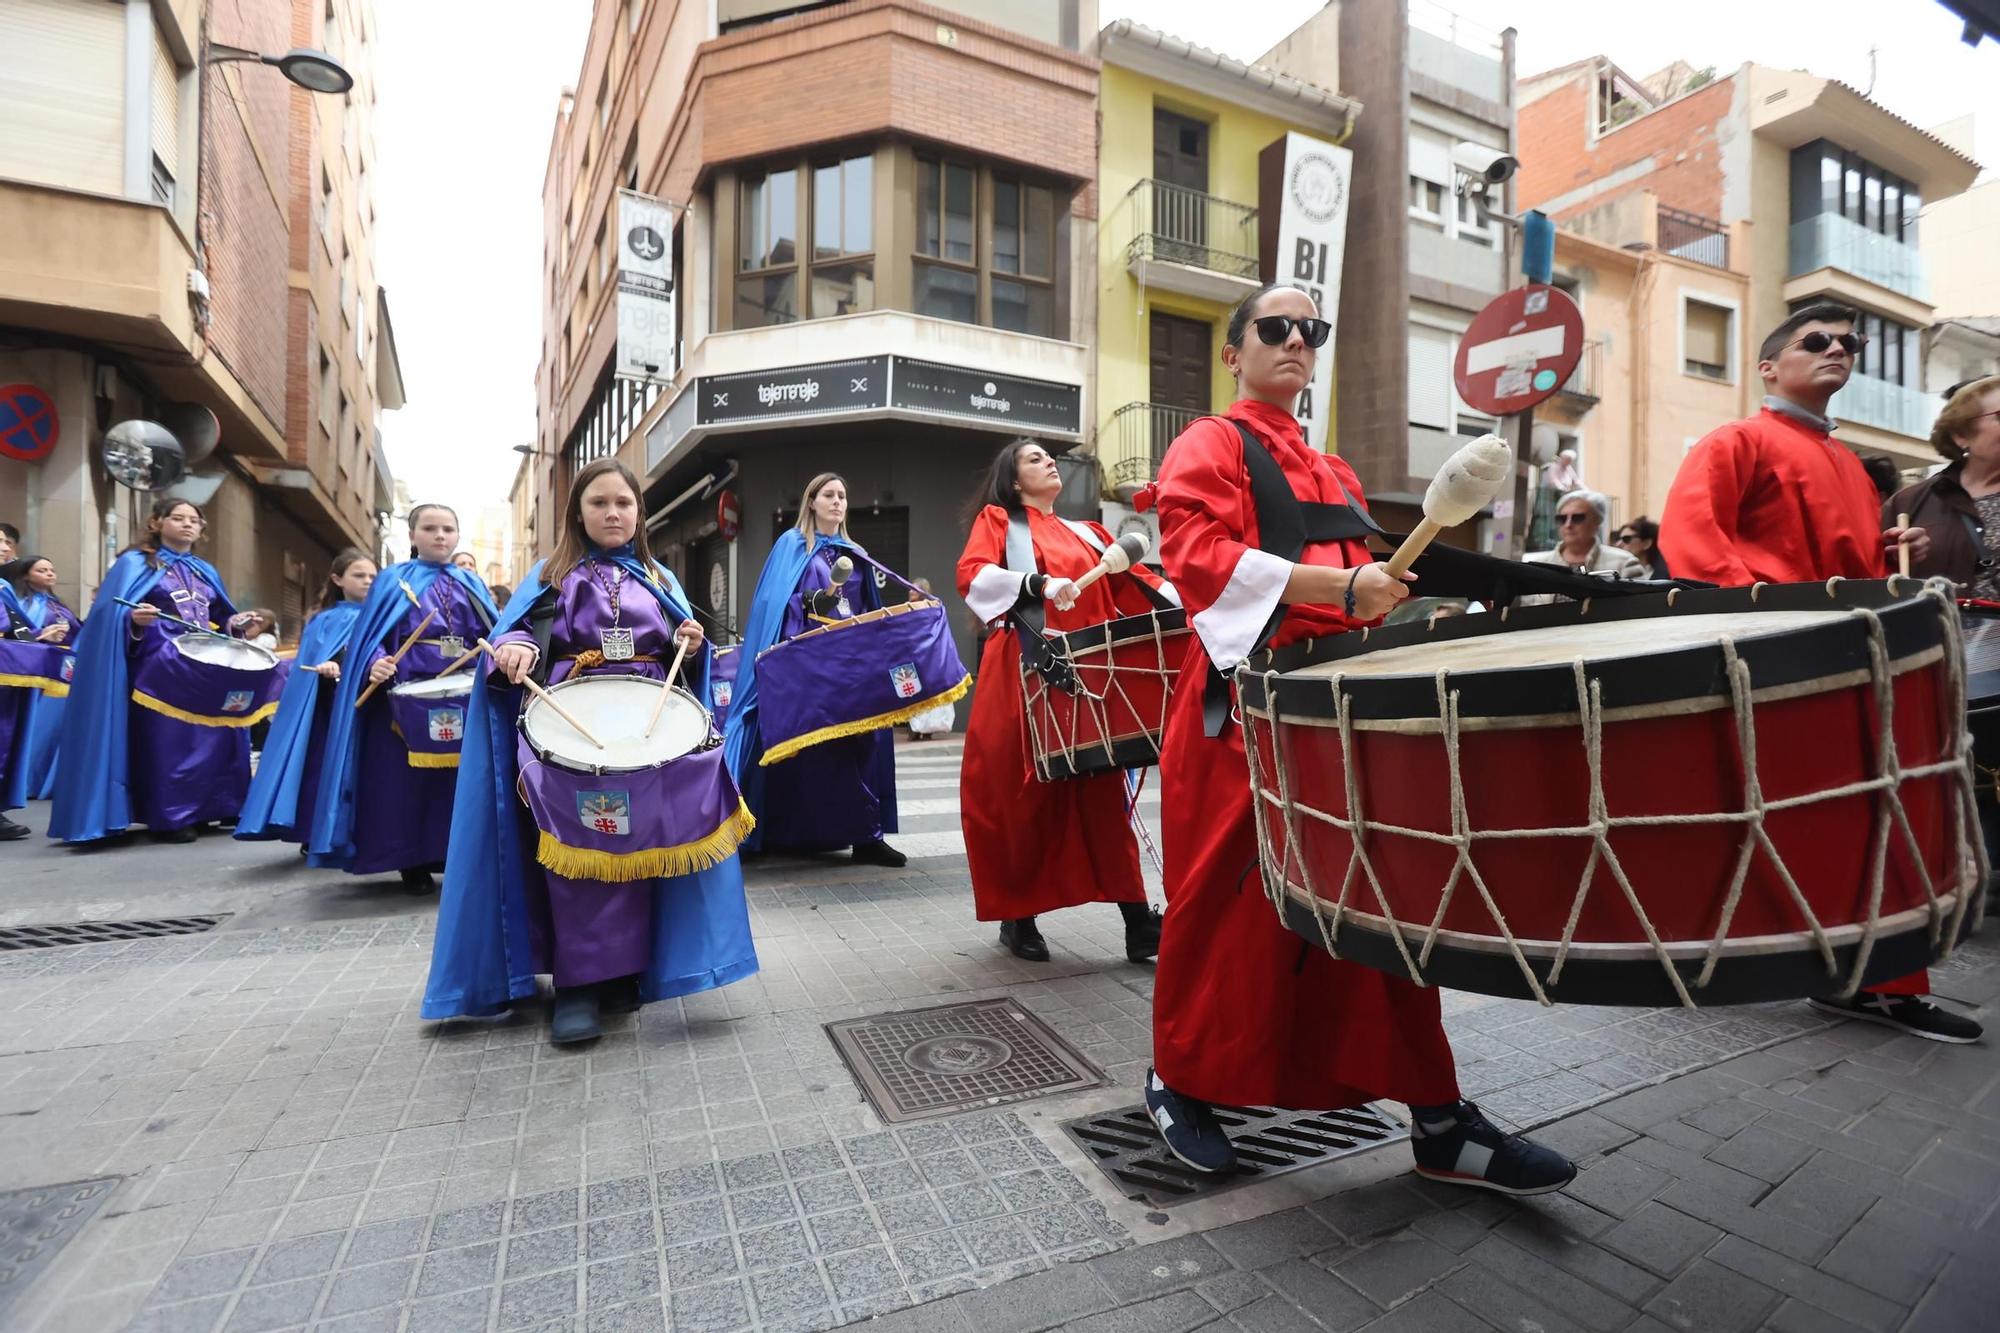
(1527, 489, 1644, 581)
(1612, 516, 1671, 580)
(1883, 375, 2000, 597)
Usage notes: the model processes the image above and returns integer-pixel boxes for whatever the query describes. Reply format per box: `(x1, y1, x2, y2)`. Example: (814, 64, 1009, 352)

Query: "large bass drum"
(1236, 579, 1985, 1008)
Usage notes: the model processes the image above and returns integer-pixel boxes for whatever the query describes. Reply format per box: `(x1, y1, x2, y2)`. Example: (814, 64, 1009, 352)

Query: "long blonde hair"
(795, 472, 852, 553)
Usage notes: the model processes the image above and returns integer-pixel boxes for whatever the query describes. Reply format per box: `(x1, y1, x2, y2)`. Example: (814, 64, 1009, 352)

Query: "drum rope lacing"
(1244, 583, 1988, 1007)
(1020, 612, 1181, 781)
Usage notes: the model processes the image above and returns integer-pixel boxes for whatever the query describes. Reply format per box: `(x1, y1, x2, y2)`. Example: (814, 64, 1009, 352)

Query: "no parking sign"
(0, 384, 59, 462)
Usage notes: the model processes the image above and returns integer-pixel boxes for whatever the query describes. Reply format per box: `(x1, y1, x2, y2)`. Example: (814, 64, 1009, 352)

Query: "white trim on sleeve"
(1190, 549, 1291, 669)
(965, 565, 1026, 625)
(1154, 579, 1183, 608)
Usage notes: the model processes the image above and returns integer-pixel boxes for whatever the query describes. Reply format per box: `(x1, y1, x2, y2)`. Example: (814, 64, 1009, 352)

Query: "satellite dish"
(101, 419, 186, 492)
(1529, 423, 1562, 466)
(160, 403, 221, 466)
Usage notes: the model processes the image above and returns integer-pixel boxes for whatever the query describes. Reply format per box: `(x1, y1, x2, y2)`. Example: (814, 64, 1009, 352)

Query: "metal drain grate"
(0, 1178, 118, 1318)
(825, 997, 1105, 1124)
(0, 916, 228, 951)
(1060, 1103, 1408, 1207)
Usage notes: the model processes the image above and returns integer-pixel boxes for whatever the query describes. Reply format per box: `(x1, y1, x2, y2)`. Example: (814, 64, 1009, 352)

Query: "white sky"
(370, 0, 1995, 517)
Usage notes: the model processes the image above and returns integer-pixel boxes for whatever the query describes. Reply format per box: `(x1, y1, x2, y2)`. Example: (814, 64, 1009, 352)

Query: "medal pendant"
(836, 597, 852, 619)
(438, 635, 466, 659)
(600, 627, 635, 662)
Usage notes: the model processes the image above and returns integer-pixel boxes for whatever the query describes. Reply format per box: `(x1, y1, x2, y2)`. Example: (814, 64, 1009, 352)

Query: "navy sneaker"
(1409, 1101, 1576, 1196)
(1809, 993, 1983, 1044)
(1145, 1068, 1236, 1174)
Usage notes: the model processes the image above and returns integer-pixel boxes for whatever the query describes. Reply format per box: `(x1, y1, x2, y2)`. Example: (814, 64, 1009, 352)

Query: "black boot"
(998, 917, 1049, 962)
(1118, 901, 1163, 962)
(550, 987, 602, 1044)
(851, 838, 907, 868)
(153, 826, 198, 844)
(0, 814, 28, 843)
(400, 867, 436, 893)
(598, 975, 643, 1015)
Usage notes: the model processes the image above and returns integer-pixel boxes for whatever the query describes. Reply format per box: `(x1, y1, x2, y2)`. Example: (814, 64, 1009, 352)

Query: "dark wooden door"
(1149, 312, 1211, 465)
(1152, 110, 1209, 257)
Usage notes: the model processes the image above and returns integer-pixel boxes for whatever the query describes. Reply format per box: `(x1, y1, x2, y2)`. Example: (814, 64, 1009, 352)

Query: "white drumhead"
(522, 674, 710, 770)
(392, 673, 474, 699)
(175, 634, 277, 670)
(1290, 610, 1855, 680)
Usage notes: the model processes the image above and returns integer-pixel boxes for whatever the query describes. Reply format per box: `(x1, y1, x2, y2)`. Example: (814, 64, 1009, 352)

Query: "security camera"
(1452, 143, 1520, 186)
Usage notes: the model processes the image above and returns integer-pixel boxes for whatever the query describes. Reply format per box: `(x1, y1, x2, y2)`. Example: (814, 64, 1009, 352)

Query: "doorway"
(1152, 109, 1210, 260)
(1149, 311, 1211, 469)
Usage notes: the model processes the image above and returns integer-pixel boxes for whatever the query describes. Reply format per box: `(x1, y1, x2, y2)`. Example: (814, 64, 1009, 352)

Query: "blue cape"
(48, 549, 233, 842)
(234, 601, 362, 842)
(17, 593, 80, 800)
(0, 582, 24, 628)
(421, 551, 758, 1020)
(721, 530, 898, 848)
(306, 559, 499, 867)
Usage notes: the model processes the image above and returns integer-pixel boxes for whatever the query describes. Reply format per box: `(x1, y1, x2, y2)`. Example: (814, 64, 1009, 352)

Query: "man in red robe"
(1663, 301, 1980, 1043)
(1145, 285, 1577, 1194)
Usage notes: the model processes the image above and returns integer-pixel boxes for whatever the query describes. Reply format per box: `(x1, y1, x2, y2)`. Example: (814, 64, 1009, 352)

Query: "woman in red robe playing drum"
(955, 439, 1176, 964)
(1144, 283, 1576, 1194)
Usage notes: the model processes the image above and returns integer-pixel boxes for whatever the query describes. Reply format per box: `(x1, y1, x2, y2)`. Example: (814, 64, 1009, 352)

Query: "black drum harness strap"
(1005, 510, 1173, 694)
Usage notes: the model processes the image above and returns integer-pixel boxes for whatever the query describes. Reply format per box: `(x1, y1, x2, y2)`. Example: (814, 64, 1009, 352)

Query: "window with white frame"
(1682, 296, 1736, 383)
(1410, 321, 1500, 433)
(1409, 126, 1498, 248)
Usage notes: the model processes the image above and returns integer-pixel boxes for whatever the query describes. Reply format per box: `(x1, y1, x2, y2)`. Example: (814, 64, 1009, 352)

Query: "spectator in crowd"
(1544, 448, 1582, 492)
(1861, 455, 1902, 503)
(489, 584, 513, 608)
(1526, 489, 1644, 582)
(1612, 516, 1671, 580)
(0, 523, 17, 564)
(1883, 375, 2000, 598)
(240, 609, 280, 651)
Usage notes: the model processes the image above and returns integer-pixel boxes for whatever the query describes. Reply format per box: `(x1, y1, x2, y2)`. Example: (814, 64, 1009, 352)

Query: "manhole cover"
(1060, 1103, 1407, 1207)
(0, 1178, 117, 1318)
(0, 916, 228, 951)
(825, 998, 1104, 1124)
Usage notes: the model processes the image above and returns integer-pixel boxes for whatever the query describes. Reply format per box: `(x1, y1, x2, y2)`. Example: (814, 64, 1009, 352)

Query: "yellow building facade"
(1092, 21, 1359, 513)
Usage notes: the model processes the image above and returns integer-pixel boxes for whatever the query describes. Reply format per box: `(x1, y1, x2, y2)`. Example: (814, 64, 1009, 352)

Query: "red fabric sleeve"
(1660, 421, 1759, 586)
(955, 505, 1009, 601)
(1155, 417, 1256, 620)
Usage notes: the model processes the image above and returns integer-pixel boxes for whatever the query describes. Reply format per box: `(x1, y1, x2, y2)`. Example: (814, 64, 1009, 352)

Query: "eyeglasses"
(1251, 315, 1333, 349)
(1557, 513, 1594, 526)
(1782, 330, 1867, 357)
(1614, 531, 1639, 543)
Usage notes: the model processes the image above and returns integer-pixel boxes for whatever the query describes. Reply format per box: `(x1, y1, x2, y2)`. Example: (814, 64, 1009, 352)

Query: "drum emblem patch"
(426, 708, 463, 742)
(889, 662, 921, 699)
(577, 790, 631, 837)
(222, 690, 254, 714)
(60, 656, 74, 682)
(713, 679, 733, 707)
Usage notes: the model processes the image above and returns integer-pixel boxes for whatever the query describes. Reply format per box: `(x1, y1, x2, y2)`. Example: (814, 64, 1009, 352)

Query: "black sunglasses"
(1557, 512, 1594, 525)
(1251, 315, 1332, 349)
(1783, 330, 1867, 357)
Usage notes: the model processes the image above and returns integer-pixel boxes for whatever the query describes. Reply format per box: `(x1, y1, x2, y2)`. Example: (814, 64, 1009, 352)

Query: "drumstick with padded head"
(829, 555, 853, 587)
(477, 638, 605, 748)
(354, 609, 439, 708)
(1383, 433, 1515, 579)
(641, 635, 694, 739)
(1070, 532, 1150, 597)
(1896, 511, 1912, 578)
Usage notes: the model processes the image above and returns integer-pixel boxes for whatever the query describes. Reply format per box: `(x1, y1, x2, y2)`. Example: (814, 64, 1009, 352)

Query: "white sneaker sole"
(1806, 997, 1981, 1044)
(1411, 1162, 1576, 1196)
(1146, 1103, 1233, 1174)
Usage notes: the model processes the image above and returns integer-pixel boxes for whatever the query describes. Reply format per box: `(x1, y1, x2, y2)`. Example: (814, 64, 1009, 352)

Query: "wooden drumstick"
(1384, 433, 1515, 578)
(1070, 532, 1150, 596)
(642, 636, 694, 739)
(354, 609, 438, 708)
(479, 638, 604, 748)
(435, 642, 482, 677)
(1896, 511, 1912, 578)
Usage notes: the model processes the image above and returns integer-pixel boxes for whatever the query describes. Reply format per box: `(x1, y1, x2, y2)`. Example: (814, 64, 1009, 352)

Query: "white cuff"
(965, 565, 1025, 625)
(1190, 549, 1291, 669)
(1154, 579, 1183, 608)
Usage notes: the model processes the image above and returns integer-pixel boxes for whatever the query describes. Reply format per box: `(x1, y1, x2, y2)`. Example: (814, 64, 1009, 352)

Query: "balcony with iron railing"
(1555, 339, 1604, 406)
(1657, 206, 1729, 270)
(1789, 211, 1929, 301)
(1104, 401, 1202, 498)
(1121, 178, 1262, 304)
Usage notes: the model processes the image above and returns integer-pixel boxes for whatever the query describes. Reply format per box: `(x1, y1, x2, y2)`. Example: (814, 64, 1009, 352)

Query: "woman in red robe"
(1144, 284, 1576, 1195)
(956, 438, 1175, 963)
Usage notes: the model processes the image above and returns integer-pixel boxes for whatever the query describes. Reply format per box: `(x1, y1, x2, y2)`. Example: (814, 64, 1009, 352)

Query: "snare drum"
(131, 633, 281, 727)
(1237, 579, 1985, 1008)
(388, 674, 475, 767)
(1020, 608, 1189, 781)
(0, 639, 74, 697)
(753, 599, 969, 766)
(516, 674, 753, 882)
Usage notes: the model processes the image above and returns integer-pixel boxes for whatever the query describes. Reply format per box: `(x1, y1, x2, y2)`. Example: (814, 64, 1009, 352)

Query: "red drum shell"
(1238, 581, 1982, 1007)
(1021, 608, 1189, 781)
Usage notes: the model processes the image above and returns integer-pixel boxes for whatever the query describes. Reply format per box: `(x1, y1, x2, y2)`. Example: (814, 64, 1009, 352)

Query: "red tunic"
(1150, 400, 1460, 1109)
(955, 506, 1167, 921)
(1662, 407, 1926, 996)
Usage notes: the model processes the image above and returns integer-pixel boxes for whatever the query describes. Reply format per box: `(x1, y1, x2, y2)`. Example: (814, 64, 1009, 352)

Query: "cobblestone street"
(0, 739, 1994, 1332)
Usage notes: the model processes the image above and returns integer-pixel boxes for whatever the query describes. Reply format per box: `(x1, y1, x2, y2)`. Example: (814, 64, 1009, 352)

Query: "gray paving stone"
(1436, 1264, 1588, 1333)
(843, 1131, 905, 1166)
(1817, 1206, 1953, 1304)
(795, 1172, 862, 1215)
(1193, 1270, 1268, 1314)
(415, 1241, 499, 1297)
(661, 1199, 731, 1243)
(722, 1152, 785, 1189)
(825, 1245, 905, 1304)
(749, 1261, 833, 1321)
(152, 1247, 258, 1303)
(1021, 1203, 1100, 1252)
(953, 1257, 1115, 1333)
(1706, 1235, 1902, 1333)
(224, 1275, 326, 1331)
(667, 1236, 739, 1287)
(1599, 1201, 1723, 1278)
(587, 1296, 665, 1332)
(1407, 1206, 1496, 1254)
(1335, 1287, 1486, 1333)
(506, 1224, 580, 1279)
(1563, 1150, 1673, 1219)
(859, 1160, 926, 1199)
(1705, 1124, 1817, 1184)
(250, 1230, 343, 1284)
(1463, 1235, 1641, 1332)
(668, 1277, 751, 1333)
(406, 1287, 493, 1333)
(780, 1142, 846, 1179)
(809, 1206, 881, 1255)
(939, 1179, 1007, 1224)
(586, 1176, 652, 1217)
(728, 1182, 800, 1229)
(892, 1229, 974, 1284)
(585, 1210, 656, 1260)
(1203, 1208, 1341, 1271)
(1327, 1230, 1461, 1308)
(655, 1163, 721, 1202)
(1305, 1179, 1433, 1241)
(1055, 1288, 1218, 1333)
(1643, 1257, 1782, 1333)
(429, 1200, 507, 1249)
(1752, 1165, 1879, 1237)
(500, 1271, 579, 1330)
(321, 1259, 416, 1316)
(343, 1216, 427, 1267)
(585, 1254, 660, 1311)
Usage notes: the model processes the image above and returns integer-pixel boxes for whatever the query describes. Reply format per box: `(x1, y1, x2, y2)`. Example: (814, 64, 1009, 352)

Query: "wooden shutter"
(1684, 301, 1731, 370)
(0, 0, 127, 195)
(150, 25, 179, 182)
(1408, 325, 1453, 429)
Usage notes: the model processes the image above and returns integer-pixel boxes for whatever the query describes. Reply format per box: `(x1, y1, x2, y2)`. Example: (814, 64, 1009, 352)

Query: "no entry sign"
(715, 489, 740, 542)
(0, 384, 59, 462)
(1453, 285, 1584, 417)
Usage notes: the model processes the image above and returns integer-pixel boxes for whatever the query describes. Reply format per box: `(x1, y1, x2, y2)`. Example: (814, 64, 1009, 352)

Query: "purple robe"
(0, 687, 23, 810)
(130, 567, 249, 830)
(348, 575, 490, 874)
(493, 561, 687, 987)
(758, 543, 891, 851)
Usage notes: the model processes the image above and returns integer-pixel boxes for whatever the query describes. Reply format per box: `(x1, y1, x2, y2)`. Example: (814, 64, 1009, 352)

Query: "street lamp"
(206, 44, 354, 95)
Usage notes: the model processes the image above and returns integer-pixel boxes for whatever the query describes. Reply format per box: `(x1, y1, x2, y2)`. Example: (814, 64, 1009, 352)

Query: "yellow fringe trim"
(406, 749, 462, 769)
(0, 672, 67, 696)
(759, 674, 971, 766)
(131, 691, 279, 728)
(534, 799, 757, 883)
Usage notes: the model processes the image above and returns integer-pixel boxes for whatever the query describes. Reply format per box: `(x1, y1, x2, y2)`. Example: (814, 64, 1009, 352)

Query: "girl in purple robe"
(6, 554, 85, 806)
